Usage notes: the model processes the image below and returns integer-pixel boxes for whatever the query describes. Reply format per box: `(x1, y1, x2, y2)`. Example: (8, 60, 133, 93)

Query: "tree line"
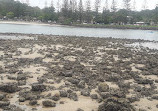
(0, 0, 158, 25)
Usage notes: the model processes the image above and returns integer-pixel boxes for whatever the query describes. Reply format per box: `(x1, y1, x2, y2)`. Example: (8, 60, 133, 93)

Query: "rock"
(51, 94, 60, 101)
(110, 90, 126, 98)
(19, 97, 25, 102)
(29, 100, 38, 106)
(38, 77, 47, 84)
(128, 96, 140, 103)
(98, 97, 133, 111)
(98, 83, 109, 92)
(8, 68, 19, 74)
(0, 67, 4, 74)
(67, 78, 80, 85)
(78, 81, 85, 88)
(100, 92, 111, 99)
(67, 89, 73, 93)
(64, 71, 73, 77)
(32, 108, 37, 111)
(155, 80, 158, 83)
(2, 105, 24, 111)
(59, 90, 68, 97)
(81, 90, 90, 97)
(42, 100, 56, 107)
(156, 104, 158, 108)
(0, 83, 19, 93)
(19, 91, 39, 101)
(136, 78, 153, 85)
(0, 101, 10, 107)
(77, 108, 84, 111)
(152, 95, 158, 100)
(68, 93, 78, 101)
(7, 76, 17, 80)
(0, 94, 5, 101)
(45, 54, 52, 58)
(91, 94, 98, 99)
(98, 102, 121, 111)
(60, 101, 64, 104)
(18, 80, 26, 86)
(32, 84, 46, 92)
(17, 75, 27, 80)
(34, 57, 43, 64)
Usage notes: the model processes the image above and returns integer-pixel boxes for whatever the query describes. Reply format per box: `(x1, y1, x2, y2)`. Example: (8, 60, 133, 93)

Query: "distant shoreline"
(1, 21, 158, 30)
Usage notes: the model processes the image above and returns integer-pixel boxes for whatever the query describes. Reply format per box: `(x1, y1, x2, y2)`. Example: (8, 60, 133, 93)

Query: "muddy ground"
(0, 33, 158, 111)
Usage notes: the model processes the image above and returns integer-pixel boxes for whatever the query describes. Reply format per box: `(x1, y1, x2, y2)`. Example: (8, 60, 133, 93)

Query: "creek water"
(0, 23, 158, 41)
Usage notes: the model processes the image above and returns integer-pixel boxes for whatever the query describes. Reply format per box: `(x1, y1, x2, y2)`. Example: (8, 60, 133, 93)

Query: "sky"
(17, 0, 158, 11)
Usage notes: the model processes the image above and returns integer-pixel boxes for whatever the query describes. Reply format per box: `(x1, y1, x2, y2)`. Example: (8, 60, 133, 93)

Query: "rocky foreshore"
(0, 33, 158, 111)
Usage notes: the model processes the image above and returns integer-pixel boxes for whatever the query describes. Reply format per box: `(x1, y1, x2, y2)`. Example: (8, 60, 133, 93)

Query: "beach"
(0, 21, 62, 27)
(0, 33, 158, 111)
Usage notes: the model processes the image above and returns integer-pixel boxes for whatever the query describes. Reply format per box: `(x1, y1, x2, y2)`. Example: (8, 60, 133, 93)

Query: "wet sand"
(0, 33, 158, 111)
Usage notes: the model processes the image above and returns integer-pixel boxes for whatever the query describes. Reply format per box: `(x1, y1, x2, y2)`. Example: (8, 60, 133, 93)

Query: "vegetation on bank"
(1, 0, 158, 28)
(72, 24, 158, 30)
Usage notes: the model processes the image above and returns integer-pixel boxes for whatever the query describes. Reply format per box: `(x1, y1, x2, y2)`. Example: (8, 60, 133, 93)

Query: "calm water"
(0, 23, 158, 41)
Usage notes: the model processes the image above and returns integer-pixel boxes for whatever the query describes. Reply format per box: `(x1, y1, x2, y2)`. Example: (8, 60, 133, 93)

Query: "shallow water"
(0, 35, 35, 40)
(127, 42, 158, 50)
(0, 23, 158, 41)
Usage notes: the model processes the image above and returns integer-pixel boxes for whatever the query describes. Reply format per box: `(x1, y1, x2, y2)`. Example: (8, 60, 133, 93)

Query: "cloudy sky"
(18, 0, 158, 11)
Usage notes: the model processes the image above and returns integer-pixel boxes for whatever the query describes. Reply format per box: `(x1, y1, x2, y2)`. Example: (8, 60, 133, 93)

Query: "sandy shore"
(0, 21, 62, 27)
(0, 33, 158, 111)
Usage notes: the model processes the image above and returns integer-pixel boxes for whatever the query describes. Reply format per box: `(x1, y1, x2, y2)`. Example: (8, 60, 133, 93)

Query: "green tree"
(6, 12, 14, 19)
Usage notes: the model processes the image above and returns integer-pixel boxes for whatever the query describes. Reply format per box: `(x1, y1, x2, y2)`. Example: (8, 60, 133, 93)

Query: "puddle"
(0, 35, 36, 40)
(126, 42, 158, 50)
